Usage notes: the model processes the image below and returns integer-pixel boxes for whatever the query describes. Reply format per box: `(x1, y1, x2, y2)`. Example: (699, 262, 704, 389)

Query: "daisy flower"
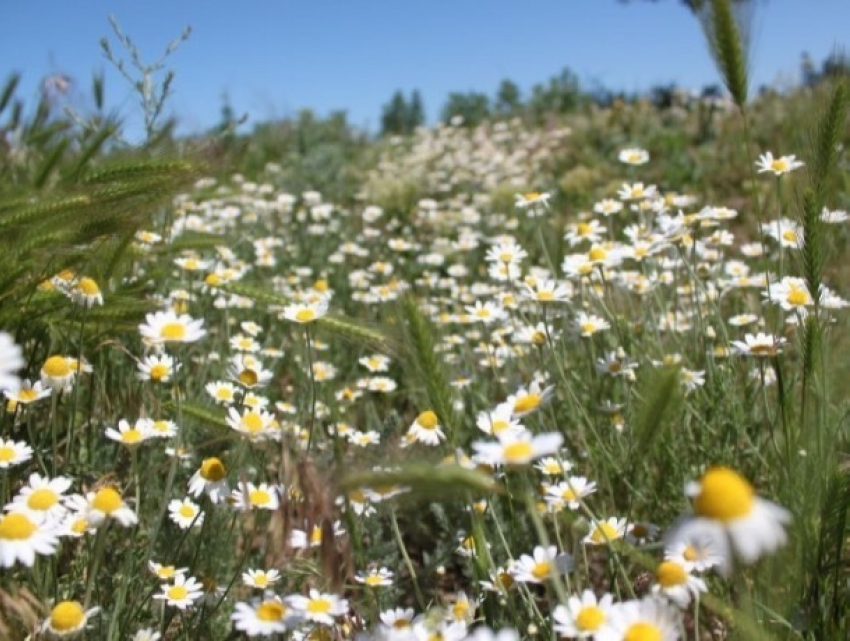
(574, 312, 610, 337)
(242, 568, 281, 590)
(8, 473, 72, 524)
(651, 559, 707, 608)
(40, 600, 100, 638)
(105, 419, 154, 447)
(154, 575, 204, 610)
(509, 545, 561, 584)
(4, 380, 51, 409)
(40, 355, 76, 393)
(232, 596, 299, 637)
(465, 300, 507, 325)
(584, 517, 633, 546)
(755, 151, 804, 176)
(595, 597, 682, 641)
(544, 476, 597, 511)
(506, 381, 555, 417)
(472, 430, 563, 466)
(553, 590, 615, 638)
(476, 403, 522, 437)
(514, 191, 551, 211)
(359, 354, 391, 372)
(618, 182, 657, 201)
(188, 457, 230, 503)
(226, 406, 278, 441)
(730, 332, 787, 357)
(286, 589, 348, 626)
(229, 354, 273, 389)
(618, 148, 650, 165)
(136, 353, 180, 383)
(205, 380, 238, 405)
(594, 199, 624, 217)
(523, 279, 572, 304)
(766, 276, 813, 312)
(139, 310, 207, 345)
(281, 299, 329, 324)
(84, 487, 137, 527)
(70, 277, 104, 307)
(355, 567, 395, 588)
(168, 497, 203, 530)
(231, 482, 280, 511)
(0, 438, 33, 469)
(664, 534, 725, 573)
(761, 218, 803, 248)
(148, 561, 188, 582)
(0, 511, 60, 567)
(405, 410, 446, 446)
(666, 466, 790, 575)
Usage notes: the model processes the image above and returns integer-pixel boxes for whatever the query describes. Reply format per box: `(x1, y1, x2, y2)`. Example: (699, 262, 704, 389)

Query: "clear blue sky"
(3, 1, 848, 141)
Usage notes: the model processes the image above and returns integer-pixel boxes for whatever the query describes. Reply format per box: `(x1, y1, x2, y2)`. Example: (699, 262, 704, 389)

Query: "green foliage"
(697, 0, 750, 108)
(441, 91, 492, 127)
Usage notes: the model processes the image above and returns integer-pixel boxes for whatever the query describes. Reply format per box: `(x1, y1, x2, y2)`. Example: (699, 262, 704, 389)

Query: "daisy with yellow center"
(597, 597, 682, 640)
(41, 600, 100, 638)
(0, 438, 33, 469)
(242, 568, 281, 589)
(9, 473, 72, 524)
(231, 482, 280, 511)
(510, 545, 565, 584)
(651, 560, 707, 607)
(71, 276, 104, 307)
(756, 151, 804, 176)
(584, 516, 632, 546)
(85, 486, 138, 527)
(472, 430, 563, 467)
(232, 596, 295, 636)
(281, 299, 329, 324)
(138, 310, 207, 345)
(154, 575, 204, 610)
(405, 410, 446, 446)
(168, 497, 204, 530)
(4, 380, 51, 409)
(354, 567, 395, 588)
(0, 511, 60, 567)
(105, 419, 154, 447)
(136, 353, 179, 383)
(40, 355, 76, 392)
(188, 457, 230, 503)
(507, 381, 555, 418)
(205, 380, 238, 405)
(149, 561, 188, 581)
(553, 590, 615, 638)
(285, 589, 348, 626)
(226, 406, 278, 441)
(667, 466, 790, 575)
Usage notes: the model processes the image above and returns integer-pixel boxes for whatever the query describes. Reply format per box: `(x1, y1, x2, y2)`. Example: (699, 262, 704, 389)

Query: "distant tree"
(406, 90, 425, 132)
(528, 67, 583, 121)
(495, 79, 522, 117)
(441, 91, 491, 127)
(380, 90, 408, 136)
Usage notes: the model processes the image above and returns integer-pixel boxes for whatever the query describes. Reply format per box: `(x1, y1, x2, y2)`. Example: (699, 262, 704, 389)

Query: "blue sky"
(3, 1, 848, 140)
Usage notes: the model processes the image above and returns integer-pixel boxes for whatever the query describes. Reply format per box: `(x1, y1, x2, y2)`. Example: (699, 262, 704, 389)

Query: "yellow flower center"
(295, 308, 316, 323)
(590, 522, 620, 544)
(71, 518, 89, 535)
(782, 230, 798, 243)
(786, 286, 810, 307)
(577, 222, 592, 235)
(205, 273, 222, 287)
(693, 467, 755, 522)
(683, 545, 699, 562)
(149, 364, 169, 380)
(178, 505, 195, 518)
(77, 278, 100, 296)
(49, 601, 85, 631)
(249, 489, 271, 506)
(524, 191, 541, 200)
(576, 605, 605, 631)
(491, 419, 509, 434)
(770, 159, 788, 172)
(314, 279, 329, 292)
(310, 526, 323, 545)
(531, 561, 551, 580)
(513, 393, 540, 414)
(580, 322, 596, 335)
(43, 356, 71, 378)
(560, 488, 577, 501)
(257, 601, 285, 621)
(243, 412, 264, 434)
(18, 389, 39, 402)
(531, 331, 546, 345)
(451, 601, 469, 619)
(306, 598, 331, 614)
(0, 446, 14, 462)
(536, 290, 555, 302)
(656, 560, 687, 587)
(238, 369, 258, 387)
(167, 586, 188, 601)
(624, 622, 662, 641)
(503, 441, 533, 464)
(200, 458, 226, 481)
(365, 575, 386, 587)
(157, 567, 177, 579)
(0, 513, 38, 540)
(121, 428, 143, 444)
(27, 488, 58, 511)
(215, 387, 234, 401)
(417, 410, 439, 429)
(160, 323, 187, 340)
(92, 488, 122, 514)
(495, 572, 514, 591)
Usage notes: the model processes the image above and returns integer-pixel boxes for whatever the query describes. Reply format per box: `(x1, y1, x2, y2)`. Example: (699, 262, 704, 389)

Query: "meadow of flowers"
(1, 11, 850, 640)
